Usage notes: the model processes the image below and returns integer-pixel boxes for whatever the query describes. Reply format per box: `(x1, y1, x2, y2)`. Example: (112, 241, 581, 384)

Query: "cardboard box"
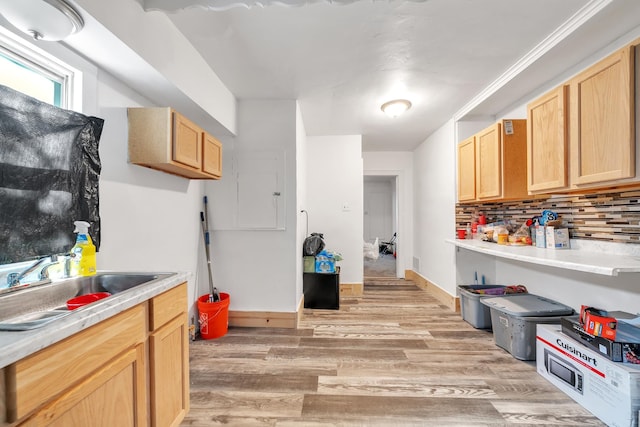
(561, 316, 624, 362)
(580, 306, 640, 343)
(545, 227, 570, 249)
(537, 324, 640, 427)
(535, 225, 546, 248)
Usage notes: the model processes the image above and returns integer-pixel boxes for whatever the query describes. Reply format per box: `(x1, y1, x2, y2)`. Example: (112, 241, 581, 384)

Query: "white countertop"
(446, 239, 640, 276)
(0, 271, 190, 369)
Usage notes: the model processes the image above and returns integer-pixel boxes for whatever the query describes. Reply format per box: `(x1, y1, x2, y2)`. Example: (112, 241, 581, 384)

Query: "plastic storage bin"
(480, 294, 574, 360)
(458, 285, 514, 329)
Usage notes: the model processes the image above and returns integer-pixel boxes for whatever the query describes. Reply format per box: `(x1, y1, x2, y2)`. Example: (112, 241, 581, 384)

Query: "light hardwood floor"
(182, 278, 605, 426)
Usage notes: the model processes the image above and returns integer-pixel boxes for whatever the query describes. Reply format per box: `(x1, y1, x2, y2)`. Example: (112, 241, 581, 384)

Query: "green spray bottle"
(70, 221, 97, 277)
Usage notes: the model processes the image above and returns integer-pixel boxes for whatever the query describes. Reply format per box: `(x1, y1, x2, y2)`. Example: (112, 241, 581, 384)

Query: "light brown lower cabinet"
(149, 285, 190, 427)
(4, 283, 189, 427)
(21, 344, 146, 427)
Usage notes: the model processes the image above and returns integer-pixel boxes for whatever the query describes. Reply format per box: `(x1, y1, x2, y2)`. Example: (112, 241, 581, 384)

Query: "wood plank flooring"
(181, 279, 605, 426)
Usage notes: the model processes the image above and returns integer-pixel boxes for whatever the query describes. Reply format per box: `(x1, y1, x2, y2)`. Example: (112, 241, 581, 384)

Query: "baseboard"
(404, 270, 460, 313)
(228, 310, 298, 329)
(340, 282, 363, 297)
(296, 294, 304, 328)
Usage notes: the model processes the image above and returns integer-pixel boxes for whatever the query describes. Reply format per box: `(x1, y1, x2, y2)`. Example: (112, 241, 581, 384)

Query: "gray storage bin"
(480, 294, 574, 361)
(458, 285, 517, 329)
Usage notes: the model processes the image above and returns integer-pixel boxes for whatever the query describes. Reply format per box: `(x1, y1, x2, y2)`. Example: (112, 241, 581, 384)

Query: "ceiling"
(152, 0, 591, 151)
(44, 0, 635, 152)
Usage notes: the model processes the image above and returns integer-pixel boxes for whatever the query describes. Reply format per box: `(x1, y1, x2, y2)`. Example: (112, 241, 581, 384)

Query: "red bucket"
(197, 293, 230, 339)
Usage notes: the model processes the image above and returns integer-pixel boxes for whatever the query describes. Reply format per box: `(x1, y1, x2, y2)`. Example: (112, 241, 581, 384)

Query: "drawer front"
(149, 282, 187, 331)
(8, 305, 146, 421)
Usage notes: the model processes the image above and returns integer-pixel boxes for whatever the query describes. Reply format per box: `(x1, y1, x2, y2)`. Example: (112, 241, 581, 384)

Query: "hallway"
(182, 278, 603, 426)
(363, 253, 396, 278)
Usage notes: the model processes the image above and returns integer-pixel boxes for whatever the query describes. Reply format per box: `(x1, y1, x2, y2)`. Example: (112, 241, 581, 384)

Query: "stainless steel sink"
(0, 272, 174, 331)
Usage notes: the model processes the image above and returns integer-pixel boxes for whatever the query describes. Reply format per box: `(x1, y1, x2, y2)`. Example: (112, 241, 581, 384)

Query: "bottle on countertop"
(471, 216, 478, 237)
(70, 221, 97, 277)
(466, 223, 472, 239)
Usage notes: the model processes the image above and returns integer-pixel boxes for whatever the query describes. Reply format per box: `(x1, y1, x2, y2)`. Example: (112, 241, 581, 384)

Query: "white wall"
(497, 25, 640, 123)
(93, 72, 206, 322)
(72, 0, 236, 136)
(412, 120, 457, 294)
(363, 152, 413, 278)
(306, 136, 363, 284)
(295, 102, 307, 307)
(0, 20, 212, 326)
(205, 100, 299, 312)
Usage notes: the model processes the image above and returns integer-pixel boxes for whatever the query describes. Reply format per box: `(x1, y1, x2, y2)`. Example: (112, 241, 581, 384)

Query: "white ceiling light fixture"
(0, 0, 84, 41)
(381, 99, 412, 118)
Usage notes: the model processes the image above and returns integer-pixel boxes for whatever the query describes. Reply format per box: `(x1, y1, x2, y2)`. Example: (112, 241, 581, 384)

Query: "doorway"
(363, 175, 397, 278)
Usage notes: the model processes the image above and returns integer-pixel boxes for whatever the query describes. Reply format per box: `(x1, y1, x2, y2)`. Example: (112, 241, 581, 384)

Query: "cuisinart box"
(537, 324, 640, 427)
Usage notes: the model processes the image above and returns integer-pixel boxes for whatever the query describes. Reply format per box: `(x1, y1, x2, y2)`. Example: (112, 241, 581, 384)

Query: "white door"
(363, 180, 392, 243)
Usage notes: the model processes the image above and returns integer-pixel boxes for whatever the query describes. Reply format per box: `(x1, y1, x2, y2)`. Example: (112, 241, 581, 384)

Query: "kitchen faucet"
(6, 254, 64, 287)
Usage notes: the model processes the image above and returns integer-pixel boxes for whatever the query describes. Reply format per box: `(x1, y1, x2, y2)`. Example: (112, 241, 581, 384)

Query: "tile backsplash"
(456, 190, 640, 244)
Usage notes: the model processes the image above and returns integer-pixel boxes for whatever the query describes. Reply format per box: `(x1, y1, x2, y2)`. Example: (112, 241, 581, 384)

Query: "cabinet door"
(457, 136, 476, 201)
(172, 112, 202, 169)
(8, 306, 146, 422)
(149, 315, 189, 427)
(202, 133, 223, 178)
(21, 345, 146, 427)
(475, 123, 502, 199)
(569, 45, 635, 185)
(527, 85, 568, 192)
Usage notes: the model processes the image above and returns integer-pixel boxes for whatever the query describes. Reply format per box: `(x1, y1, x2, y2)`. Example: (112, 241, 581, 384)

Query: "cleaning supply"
(70, 221, 97, 277)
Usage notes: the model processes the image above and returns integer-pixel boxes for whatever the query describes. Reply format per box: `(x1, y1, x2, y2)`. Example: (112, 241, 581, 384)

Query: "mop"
(200, 196, 219, 303)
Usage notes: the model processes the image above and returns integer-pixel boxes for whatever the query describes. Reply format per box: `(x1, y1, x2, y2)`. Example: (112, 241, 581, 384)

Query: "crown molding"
(453, 0, 613, 121)
(143, 0, 428, 12)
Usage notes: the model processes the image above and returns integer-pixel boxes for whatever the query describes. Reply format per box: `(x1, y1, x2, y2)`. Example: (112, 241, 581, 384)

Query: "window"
(0, 26, 77, 109)
(0, 26, 89, 275)
(0, 51, 63, 107)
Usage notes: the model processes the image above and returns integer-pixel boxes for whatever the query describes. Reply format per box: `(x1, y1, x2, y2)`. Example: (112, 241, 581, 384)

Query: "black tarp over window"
(0, 84, 104, 264)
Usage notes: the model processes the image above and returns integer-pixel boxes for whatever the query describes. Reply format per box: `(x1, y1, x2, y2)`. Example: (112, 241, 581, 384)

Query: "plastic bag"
(363, 237, 379, 260)
(303, 233, 325, 256)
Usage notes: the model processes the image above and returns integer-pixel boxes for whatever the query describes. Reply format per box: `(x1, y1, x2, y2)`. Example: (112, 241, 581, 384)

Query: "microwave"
(544, 349, 584, 394)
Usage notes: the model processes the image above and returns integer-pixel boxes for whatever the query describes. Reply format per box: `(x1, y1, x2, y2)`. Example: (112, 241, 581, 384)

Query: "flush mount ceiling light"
(380, 99, 412, 118)
(0, 0, 84, 41)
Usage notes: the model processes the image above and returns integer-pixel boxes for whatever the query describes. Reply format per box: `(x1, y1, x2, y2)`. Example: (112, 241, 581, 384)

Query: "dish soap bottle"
(71, 221, 97, 277)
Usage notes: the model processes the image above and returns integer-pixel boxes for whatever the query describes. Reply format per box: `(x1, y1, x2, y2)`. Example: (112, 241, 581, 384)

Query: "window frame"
(0, 26, 80, 110)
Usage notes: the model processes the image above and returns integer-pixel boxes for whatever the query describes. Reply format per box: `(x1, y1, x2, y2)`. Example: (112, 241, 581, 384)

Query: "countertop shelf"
(446, 239, 640, 276)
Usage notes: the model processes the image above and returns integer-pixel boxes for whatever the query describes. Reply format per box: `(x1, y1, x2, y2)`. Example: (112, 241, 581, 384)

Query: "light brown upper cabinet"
(128, 107, 223, 179)
(527, 85, 568, 193)
(457, 136, 476, 201)
(172, 112, 202, 170)
(457, 119, 528, 203)
(569, 45, 635, 186)
(202, 133, 223, 177)
(527, 43, 637, 194)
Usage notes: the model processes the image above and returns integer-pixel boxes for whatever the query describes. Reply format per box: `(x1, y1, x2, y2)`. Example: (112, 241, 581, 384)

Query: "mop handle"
(200, 211, 215, 300)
